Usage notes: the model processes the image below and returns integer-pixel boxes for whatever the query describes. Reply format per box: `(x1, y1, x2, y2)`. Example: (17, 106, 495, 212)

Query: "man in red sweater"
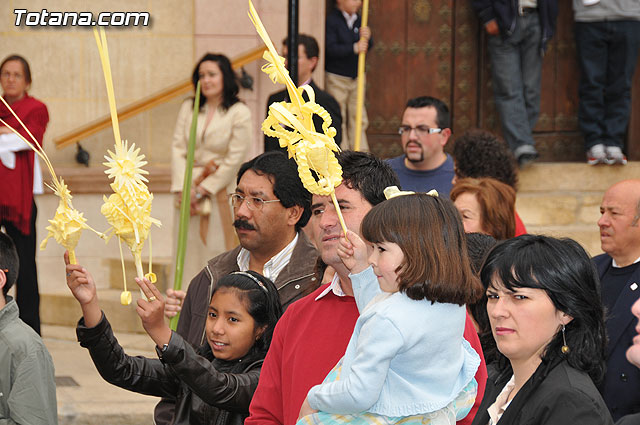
(246, 151, 487, 425)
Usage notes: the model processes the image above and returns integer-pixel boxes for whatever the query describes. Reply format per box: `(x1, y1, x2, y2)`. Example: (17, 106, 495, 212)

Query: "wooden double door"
(361, 0, 640, 161)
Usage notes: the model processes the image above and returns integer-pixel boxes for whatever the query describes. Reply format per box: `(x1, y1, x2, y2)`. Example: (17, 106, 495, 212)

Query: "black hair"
(237, 151, 312, 231)
(212, 271, 283, 356)
(452, 129, 518, 190)
(0, 55, 32, 84)
(282, 34, 320, 60)
(191, 53, 239, 111)
(337, 150, 400, 207)
(0, 232, 19, 296)
(405, 96, 450, 130)
(465, 232, 498, 364)
(481, 235, 607, 383)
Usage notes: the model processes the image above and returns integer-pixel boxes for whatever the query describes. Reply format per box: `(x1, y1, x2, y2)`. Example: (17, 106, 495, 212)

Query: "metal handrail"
(54, 45, 266, 149)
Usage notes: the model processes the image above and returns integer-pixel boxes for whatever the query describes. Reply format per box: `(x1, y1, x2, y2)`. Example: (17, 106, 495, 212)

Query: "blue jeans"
(488, 12, 542, 157)
(575, 20, 640, 151)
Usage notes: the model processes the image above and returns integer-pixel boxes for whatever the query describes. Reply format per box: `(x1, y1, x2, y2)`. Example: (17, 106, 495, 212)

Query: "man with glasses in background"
(156, 151, 318, 425)
(387, 96, 455, 196)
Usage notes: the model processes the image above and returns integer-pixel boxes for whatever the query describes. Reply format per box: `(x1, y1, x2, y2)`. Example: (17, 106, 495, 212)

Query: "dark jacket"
(264, 80, 342, 151)
(594, 253, 640, 421)
(325, 7, 373, 78)
(617, 413, 640, 425)
(77, 314, 261, 425)
(472, 358, 613, 425)
(155, 232, 318, 424)
(470, 0, 558, 53)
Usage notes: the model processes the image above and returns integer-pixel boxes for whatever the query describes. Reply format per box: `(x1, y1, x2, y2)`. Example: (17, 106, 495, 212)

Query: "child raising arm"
(64, 252, 282, 425)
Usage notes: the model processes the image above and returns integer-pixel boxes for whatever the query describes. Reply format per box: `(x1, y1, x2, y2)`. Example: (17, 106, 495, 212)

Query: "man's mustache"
(233, 219, 256, 231)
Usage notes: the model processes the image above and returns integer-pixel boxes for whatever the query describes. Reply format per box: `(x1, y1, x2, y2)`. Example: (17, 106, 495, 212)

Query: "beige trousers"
(325, 72, 369, 152)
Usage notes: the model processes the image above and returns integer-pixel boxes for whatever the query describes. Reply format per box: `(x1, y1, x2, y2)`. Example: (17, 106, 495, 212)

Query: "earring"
(561, 324, 570, 354)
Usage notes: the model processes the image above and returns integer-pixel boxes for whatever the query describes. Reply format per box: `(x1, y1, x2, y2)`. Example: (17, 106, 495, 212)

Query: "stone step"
(525, 224, 602, 257)
(41, 288, 152, 333)
(518, 162, 639, 192)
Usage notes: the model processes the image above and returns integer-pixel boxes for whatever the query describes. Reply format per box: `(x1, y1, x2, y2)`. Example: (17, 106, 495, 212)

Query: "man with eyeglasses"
(156, 151, 318, 425)
(387, 96, 455, 196)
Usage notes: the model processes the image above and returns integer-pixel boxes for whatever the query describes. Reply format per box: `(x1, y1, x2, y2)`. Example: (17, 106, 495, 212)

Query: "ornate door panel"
(367, 0, 456, 159)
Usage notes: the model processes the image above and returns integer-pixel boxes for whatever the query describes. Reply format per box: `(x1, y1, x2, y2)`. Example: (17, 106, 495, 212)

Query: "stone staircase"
(516, 162, 640, 256)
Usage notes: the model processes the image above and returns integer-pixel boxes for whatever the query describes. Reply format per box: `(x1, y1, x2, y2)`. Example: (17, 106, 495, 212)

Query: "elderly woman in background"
(171, 53, 252, 286)
(0, 54, 49, 335)
(451, 177, 516, 240)
(472, 235, 613, 425)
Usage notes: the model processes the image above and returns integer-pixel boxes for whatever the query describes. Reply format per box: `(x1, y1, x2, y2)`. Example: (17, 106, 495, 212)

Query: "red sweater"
(0, 94, 49, 234)
(515, 211, 527, 236)
(246, 284, 487, 425)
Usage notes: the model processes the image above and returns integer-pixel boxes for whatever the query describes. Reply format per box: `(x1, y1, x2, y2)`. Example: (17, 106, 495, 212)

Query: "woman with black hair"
(65, 252, 282, 425)
(171, 53, 253, 282)
(472, 235, 613, 425)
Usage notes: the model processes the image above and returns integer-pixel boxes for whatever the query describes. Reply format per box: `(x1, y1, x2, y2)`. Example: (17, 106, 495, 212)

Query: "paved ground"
(43, 325, 158, 425)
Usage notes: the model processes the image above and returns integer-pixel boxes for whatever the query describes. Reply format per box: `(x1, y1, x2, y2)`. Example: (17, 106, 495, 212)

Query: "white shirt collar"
(612, 256, 640, 268)
(236, 233, 299, 282)
(487, 375, 515, 425)
(341, 10, 358, 29)
(315, 272, 347, 300)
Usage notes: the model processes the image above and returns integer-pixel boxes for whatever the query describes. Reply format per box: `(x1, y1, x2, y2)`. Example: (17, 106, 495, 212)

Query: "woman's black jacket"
(471, 358, 613, 425)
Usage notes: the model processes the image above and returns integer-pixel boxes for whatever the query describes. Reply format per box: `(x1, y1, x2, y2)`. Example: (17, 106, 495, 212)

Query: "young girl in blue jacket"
(298, 189, 483, 424)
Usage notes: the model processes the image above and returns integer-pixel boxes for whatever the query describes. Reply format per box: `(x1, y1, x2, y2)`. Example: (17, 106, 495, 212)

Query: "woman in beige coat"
(171, 53, 252, 285)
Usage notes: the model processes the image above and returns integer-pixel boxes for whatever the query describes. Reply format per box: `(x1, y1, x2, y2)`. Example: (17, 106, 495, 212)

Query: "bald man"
(594, 179, 640, 421)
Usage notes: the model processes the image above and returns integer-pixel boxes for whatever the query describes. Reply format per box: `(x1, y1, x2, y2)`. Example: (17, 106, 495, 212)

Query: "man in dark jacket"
(264, 34, 342, 152)
(471, 0, 558, 168)
(157, 151, 319, 425)
(594, 179, 640, 421)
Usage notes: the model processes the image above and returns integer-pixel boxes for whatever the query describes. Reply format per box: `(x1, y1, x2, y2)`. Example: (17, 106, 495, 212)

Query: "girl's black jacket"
(77, 313, 262, 425)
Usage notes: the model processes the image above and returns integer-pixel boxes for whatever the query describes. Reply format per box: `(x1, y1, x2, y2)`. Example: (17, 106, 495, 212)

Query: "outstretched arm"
(135, 277, 172, 349)
(64, 251, 101, 328)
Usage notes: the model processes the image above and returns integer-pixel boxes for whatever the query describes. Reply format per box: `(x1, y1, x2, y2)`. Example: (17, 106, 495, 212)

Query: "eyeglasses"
(398, 125, 442, 136)
(229, 193, 281, 211)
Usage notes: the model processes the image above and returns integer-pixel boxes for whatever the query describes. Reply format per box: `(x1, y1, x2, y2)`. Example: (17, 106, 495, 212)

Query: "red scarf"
(0, 94, 49, 235)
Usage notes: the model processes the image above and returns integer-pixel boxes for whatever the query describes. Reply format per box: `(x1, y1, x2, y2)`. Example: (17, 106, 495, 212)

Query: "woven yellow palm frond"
(94, 27, 160, 304)
(40, 180, 90, 253)
(248, 0, 343, 194)
(0, 99, 103, 265)
(248, 0, 348, 234)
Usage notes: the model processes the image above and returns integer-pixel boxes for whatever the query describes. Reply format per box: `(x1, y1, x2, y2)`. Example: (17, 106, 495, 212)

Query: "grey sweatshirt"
(573, 0, 640, 22)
